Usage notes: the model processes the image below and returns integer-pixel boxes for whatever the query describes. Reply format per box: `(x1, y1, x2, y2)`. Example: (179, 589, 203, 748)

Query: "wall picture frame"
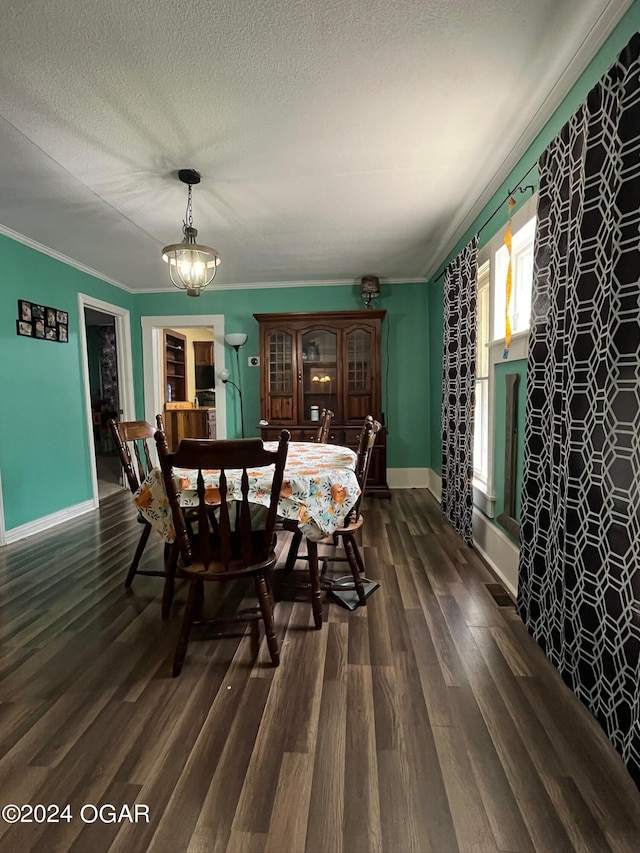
(16, 300, 69, 342)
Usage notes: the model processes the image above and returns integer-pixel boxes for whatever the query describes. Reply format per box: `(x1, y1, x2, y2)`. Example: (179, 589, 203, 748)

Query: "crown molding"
(1, 221, 428, 293)
(0, 223, 136, 293)
(131, 276, 428, 294)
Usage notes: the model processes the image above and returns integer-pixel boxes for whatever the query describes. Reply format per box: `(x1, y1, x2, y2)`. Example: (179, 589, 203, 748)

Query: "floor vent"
(485, 583, 515, 607)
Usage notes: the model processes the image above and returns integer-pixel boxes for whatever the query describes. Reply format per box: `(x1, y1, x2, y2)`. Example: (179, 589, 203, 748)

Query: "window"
(493, 215, 536, 339)
(473, 194, 537, 510)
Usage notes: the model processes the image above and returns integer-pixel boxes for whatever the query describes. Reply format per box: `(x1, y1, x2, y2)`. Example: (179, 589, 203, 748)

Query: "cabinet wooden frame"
(254, 310, 389, 495)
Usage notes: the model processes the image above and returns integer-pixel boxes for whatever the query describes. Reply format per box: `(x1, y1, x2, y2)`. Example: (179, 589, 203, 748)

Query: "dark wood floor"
(1, 489, 639, 853)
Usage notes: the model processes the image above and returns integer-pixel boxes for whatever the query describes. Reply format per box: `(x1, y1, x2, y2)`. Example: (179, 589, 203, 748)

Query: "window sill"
(487, 329, 529, 361)
(473, 482, 495, 518)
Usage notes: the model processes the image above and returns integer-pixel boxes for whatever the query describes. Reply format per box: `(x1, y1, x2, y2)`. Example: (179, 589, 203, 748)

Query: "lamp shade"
(361, 275, 381, 308)
(162, 230, 220, 297)
(224, 333, 248, 348)
(360, 275, 380, 298)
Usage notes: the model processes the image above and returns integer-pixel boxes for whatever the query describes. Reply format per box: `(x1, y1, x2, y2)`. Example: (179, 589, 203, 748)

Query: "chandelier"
(161, 169, 221, 297)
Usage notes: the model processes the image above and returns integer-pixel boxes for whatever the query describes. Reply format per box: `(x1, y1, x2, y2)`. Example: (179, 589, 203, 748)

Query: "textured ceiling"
(0, 0, 631, 292)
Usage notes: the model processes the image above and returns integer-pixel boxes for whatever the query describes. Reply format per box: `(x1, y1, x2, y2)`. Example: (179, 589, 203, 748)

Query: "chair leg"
(125, 522, 152, 587)
(173, 579, 198, 676)
(162, 543, 179, 620)
(343, 533, 367, 605)
(352, 531, 366, 576)
(307, 540, 323, 629)
(284, 528, 303, 573)
(255, 572, 280, 666)
(194, 579, 205, 617)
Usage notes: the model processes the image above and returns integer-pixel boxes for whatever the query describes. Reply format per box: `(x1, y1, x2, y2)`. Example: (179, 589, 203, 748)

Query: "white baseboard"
(3, 499, 96, 545)
(427, 469, 442, 502)
(424, 468, 518, 598)
(472, 510, 519, 598)
(387, 467, 430, 489)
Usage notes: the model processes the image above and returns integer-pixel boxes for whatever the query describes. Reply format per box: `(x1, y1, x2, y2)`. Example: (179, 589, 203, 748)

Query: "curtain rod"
(433, 162, 537, 282)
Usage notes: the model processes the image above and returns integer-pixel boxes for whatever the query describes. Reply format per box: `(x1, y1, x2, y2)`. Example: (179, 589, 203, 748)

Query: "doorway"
(85, 308, 122, 499)
(141, 314, 227, 442)
(79, 294, 135, 506)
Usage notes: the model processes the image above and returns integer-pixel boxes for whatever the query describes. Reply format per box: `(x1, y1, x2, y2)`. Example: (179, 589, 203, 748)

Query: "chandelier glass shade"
(162, 169, 220, 297)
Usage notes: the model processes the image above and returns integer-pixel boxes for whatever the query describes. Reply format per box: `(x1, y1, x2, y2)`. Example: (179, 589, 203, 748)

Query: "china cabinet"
(254, 310, 389, 495)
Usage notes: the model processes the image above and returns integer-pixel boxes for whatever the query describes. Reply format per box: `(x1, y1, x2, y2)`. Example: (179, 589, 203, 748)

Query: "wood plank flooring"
(1, 489, 639, 852)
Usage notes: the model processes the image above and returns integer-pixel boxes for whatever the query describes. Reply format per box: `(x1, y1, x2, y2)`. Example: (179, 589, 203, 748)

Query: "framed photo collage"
(17, 300, 68, 343)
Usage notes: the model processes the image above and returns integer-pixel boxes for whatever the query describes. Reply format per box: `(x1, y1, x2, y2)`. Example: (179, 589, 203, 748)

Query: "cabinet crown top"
(254, 310, 386, 322)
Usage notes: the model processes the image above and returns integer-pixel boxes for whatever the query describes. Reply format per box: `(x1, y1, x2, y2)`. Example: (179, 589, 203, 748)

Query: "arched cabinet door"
(343, 323, 378, 424)
(263, 327, 297, 425)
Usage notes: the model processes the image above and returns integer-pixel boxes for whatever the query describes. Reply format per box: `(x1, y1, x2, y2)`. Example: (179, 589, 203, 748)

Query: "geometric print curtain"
(98, 326, 119, 414)
(517, 32, 640, 787)
(441, 236, 478, 546)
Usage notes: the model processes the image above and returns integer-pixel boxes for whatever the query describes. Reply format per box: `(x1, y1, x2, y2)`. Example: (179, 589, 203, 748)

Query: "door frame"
(78, 294, 136, 507)
(141, 314, 227, 442)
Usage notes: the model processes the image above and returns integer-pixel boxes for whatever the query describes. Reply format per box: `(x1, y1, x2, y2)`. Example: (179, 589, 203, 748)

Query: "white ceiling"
(0, 0, 631, 293)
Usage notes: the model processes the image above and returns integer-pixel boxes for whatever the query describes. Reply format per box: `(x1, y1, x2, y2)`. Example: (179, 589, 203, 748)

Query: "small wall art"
(16, 300, 68, 342)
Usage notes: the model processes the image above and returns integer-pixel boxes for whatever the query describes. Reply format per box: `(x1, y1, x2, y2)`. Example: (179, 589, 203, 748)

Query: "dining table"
(133, 440, 361, 544)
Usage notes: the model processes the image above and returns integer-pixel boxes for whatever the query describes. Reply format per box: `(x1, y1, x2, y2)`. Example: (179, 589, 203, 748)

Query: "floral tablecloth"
(133, 441, 360, 543)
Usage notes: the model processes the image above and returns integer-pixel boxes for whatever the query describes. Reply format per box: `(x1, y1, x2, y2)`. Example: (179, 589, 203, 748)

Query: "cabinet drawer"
(261, 427, 304, 442)
(297, 428, 345, 444)
(343, 427, 363, 448)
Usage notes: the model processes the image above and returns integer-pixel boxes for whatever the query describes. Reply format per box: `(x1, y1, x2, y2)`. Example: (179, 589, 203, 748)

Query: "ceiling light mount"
(161, 168, 220, 297)
(178, 168, 201, 186)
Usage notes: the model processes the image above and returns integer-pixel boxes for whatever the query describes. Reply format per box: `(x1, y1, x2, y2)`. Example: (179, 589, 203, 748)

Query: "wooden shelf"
(164, 330, 187, 403)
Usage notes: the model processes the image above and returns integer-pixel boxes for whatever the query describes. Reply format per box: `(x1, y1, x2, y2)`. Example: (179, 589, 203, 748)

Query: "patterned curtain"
(518, 32, 640, 786)
(98, 326, 119, 414)
(441, 236, 478, 545)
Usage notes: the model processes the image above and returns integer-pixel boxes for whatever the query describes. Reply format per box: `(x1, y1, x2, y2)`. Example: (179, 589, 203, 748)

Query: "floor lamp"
(221, 333, 248, 438)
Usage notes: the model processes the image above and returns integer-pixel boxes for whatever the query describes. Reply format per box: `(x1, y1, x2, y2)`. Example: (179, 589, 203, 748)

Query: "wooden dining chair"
(315, 408, 334, 443)
(155, 429, 290, 675)
(282, 416, 380, 624)
(321, 417, 381, 602)
(108, 418, 164, 588)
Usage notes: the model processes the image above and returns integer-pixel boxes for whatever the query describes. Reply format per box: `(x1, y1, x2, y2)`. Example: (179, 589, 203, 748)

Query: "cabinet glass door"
(267, 330, 295, 422)
(345, 328, 373, 421)
(301, 329, 337, 422)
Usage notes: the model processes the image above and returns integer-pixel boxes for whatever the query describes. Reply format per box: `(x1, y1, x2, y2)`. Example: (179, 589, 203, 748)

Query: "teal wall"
(0, 235, 134, 530)
(427, 281, 444, 476)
